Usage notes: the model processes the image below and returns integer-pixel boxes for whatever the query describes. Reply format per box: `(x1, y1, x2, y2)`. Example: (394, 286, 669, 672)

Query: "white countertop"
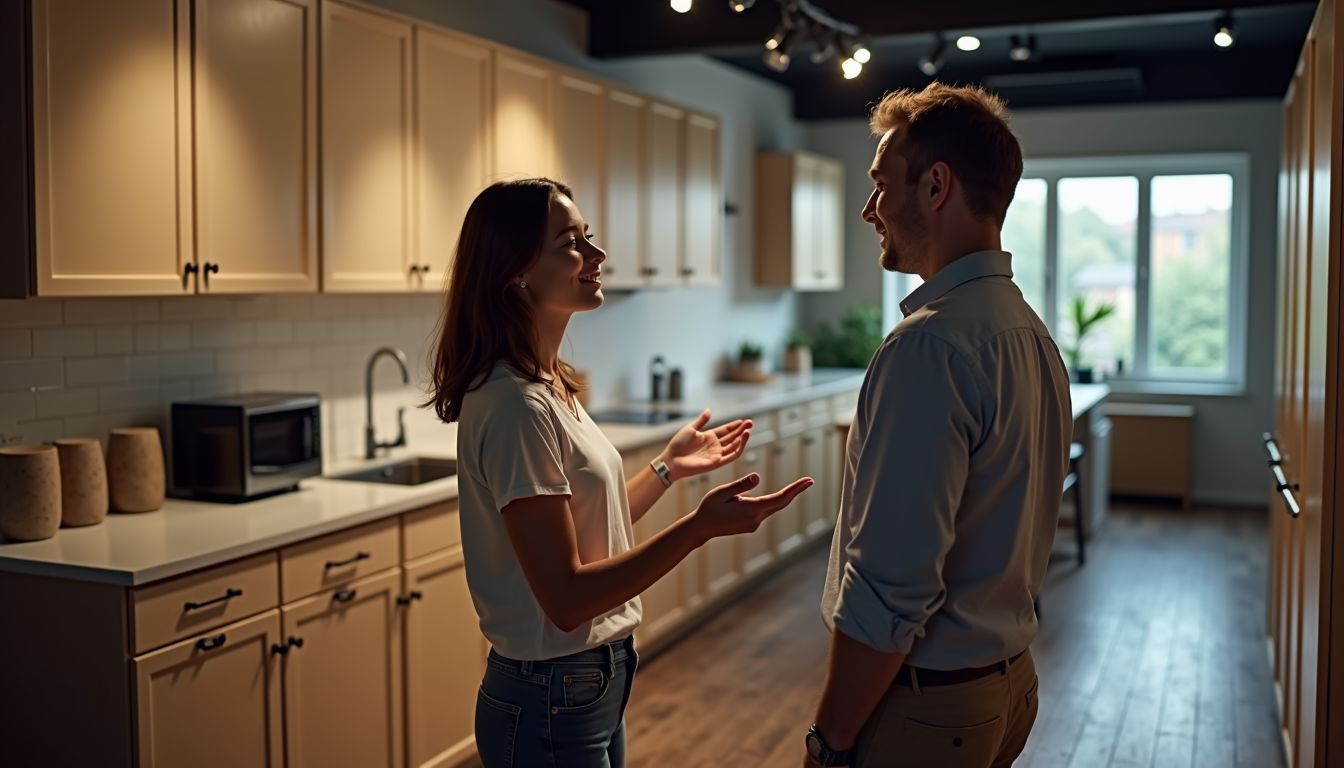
(0, 369, 867, 587)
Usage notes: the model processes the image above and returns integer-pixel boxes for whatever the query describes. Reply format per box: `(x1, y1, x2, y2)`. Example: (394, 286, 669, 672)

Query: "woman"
(426, 178, 813, 767)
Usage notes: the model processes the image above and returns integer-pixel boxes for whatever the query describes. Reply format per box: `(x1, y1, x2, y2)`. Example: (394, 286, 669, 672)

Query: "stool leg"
(1073, 462, 1086, 566)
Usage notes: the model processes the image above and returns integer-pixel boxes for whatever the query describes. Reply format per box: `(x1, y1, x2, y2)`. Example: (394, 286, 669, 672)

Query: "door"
(133, 609, 284, 767)
(321, 2, 413, 292)
(404, 547, 482, 768)
(282, 568, 404, 768)
(415, 28, 491, 291)
(644, 101, 684, 287)
(800, 425, 831, 537)
(554, 72, 606, 240)
(771, 432, 805, 555)
(602, 89, 646, 289)
(31, 0, 193, 295)
(681, 112, 720, 286)
(493, 52, 553, 179)
(195, 0, 318, 294)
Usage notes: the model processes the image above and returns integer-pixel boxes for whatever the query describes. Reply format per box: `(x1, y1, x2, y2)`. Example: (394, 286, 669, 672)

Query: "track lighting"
(841, 57, 862, 80)
(1213, 12, 1235, 48)
(956, 35, 981, 52)
(670, 0, 692, 13)
(763, 45, 792, 72)
(728, 0, 754, 11)
(744, 0, 867, 77)
(850, 42, 871, 64)
(1009, 34, 1035, 62)
(918, 35, 946, 76)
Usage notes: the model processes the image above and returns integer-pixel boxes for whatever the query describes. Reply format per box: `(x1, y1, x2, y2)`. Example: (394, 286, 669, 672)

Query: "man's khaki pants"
(853, 649, 1039, 768)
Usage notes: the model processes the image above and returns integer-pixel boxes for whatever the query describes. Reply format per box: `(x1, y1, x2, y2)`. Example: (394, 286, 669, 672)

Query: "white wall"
(800, 100, 1282, 506)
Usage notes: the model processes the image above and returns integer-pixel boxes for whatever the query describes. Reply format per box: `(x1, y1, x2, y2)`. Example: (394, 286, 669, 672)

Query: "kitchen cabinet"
(738, 441, 776, 577)
(689, 464, 738, 603)
(31, 0, 192, 296)
(800, 425, 832, 538)
(755, 151, 846, 291)
(602, 89, 647, 289)
(553, 71, 606, 240)
(133, 609, 285, 768)
(681, 112, 722, 286)
(770, 432, 806, 556)
(644, 101, 685, 287)
(320, 1, 414, 293)
(281, 567, 404, 768)
(414, 27, 492, 290)
(493, 50, 554, 179)
(628, 444, 689, 646)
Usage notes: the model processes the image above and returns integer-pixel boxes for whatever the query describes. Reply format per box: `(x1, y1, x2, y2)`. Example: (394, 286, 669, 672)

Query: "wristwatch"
(650, 457, 673, 488)
(806, 725, 853, 766)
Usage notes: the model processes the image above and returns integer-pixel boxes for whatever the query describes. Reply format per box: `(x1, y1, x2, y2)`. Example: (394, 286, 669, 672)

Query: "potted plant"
(735, 340, 766, 380)
(784, 330, 812, 374)
(1063, 295, 1117, 383)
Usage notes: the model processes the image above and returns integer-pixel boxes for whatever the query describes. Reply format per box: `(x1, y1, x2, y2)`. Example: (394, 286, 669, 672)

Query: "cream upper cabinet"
(133, 609, 285, 768)
(493, 51, 554, 180)
(31, 0, 193, 296)
(414, 28, 492, 291)
(755, 152, 846, 292)
(282, 568, 404, 768)
(682, 112, 721, 286)
(644, 101, 684, 287)
(602, 89, 646, 289)
(195, 0, 318, 294)
(553, 72, 606, 241)
(321, 2, 414, 293)
(404, 547, 481, 768)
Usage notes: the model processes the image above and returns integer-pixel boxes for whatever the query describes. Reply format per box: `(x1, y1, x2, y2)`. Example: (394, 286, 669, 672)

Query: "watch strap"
(807, 725, 854, 766)
(650, 458, 673, 488)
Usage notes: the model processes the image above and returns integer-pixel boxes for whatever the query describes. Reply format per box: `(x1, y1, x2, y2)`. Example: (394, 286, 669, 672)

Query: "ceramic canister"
(54, 438, 108, 527)
(106, 427, 166, 513)
(0, 444, 62, 541)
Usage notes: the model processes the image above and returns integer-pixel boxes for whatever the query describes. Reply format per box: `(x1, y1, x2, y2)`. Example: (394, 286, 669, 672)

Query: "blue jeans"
(475, 636, 638, 767)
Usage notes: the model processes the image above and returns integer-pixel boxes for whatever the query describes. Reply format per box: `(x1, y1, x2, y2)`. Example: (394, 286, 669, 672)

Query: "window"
(884, 154, 1248, 394)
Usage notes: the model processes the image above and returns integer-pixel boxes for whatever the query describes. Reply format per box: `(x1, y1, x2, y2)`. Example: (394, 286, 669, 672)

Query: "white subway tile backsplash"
(95, 326, 136, 354)
(33, 327, 96, 357)
(159, 324, 191, 351)
(11, 417, 65, 445)
(0, 391, 36, 423)
(65, 298, 158, 325)
(1, 358, 63, 391)
(36, 387, 100, 418)
(230, 296, 276, 320)
(255, 320, 295, 345)
(238, 372, 295, 391)
(160, 350, 216, 378)
(215, 348, 274, 374)
(125, 354, 163, 382)
(274, 345, 313, 371)
(313, 296, 350, 318)
(312, 344, 348, 368)
(134, 324, 162, 352)
(330, 318, 363, 342)
(192, 376, 237, 399)
(99, 384, 162, 412)
(0, 329, 31, 359)
(192, 321, 256, 349)
(364, 318, 400, 342)
(162, 296, 233, 322)
(0, 300, 61, 328)
(293, 319, 331, 343)
(65, 357, 126, 387)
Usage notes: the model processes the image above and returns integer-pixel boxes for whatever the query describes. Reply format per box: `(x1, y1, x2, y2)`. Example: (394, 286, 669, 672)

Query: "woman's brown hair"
(425, 178, 585, 423)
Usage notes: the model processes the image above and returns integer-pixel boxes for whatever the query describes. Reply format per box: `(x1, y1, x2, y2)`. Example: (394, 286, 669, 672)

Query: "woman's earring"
(518, 280, 528, 289)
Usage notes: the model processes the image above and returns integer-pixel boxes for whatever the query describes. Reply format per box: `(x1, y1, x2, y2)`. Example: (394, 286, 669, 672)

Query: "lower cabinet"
(738, 442, 775, 577)
(770, 431, 805, 555)
(630, 445, 689, 646)
(133, 609, 285, 768)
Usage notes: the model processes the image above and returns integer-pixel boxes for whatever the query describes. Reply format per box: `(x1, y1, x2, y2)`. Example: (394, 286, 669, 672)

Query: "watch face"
(806, 732, 824, 760)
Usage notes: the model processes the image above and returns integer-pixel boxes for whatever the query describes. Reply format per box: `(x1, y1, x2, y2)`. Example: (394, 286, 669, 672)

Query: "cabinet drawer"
(281, 517, 400, 602)
(777, 404, 805, 434)
(131, 553, 279, 654)
(402, 500, 461, 561)
(804, 397, 831, 425)
(830, 392, 859, 420)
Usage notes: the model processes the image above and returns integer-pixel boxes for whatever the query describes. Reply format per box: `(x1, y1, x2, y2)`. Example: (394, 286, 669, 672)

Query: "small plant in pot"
(1063, 295, 1117, 383)
(735, 340, 766, 380)
(784, 330, 812, 374)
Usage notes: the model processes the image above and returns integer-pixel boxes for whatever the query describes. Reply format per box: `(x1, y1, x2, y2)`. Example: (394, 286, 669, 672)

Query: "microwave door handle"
(252, 465, 287, 475)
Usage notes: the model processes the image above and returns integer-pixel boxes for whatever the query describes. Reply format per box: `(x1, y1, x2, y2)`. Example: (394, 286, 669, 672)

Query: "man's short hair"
(869, 83, 1024, 226)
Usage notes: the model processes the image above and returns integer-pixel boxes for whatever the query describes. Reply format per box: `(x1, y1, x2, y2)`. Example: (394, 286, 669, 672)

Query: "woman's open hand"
(690, 473, 814, 541)
(660, 409, 751, 481)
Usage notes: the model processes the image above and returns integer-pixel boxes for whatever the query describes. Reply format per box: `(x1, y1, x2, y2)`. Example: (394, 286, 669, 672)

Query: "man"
(802, 83, 1073, 768)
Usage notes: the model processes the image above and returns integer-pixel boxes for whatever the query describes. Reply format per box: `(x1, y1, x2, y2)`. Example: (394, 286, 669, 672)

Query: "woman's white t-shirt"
(456, 365, 642, 660)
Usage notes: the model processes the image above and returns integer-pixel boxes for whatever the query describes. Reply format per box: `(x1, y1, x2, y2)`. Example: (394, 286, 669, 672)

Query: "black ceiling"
(557, 0, 1316, 117)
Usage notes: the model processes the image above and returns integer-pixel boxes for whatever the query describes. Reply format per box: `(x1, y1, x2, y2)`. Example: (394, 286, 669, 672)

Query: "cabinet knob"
(396, 590, 424, 606)
(203, 262, 220, 289)
(681, 267, 695, 277)
(409, 265, 421, 276)
(182, 263, 198, 291)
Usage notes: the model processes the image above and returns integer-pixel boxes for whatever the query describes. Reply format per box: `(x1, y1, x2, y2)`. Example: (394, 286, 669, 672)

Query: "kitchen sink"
(330, 456, 457, 486)
(588, 409, 685, 425)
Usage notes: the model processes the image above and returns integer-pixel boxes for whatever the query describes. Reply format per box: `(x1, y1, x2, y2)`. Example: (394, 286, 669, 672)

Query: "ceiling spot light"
(841, 57, 862, 79)
(956, 35, 981, 52)
(764, 46, 791, 72)
(1009, 34, 1035, 62)
(851, 43, 871, 64)
(670, 0, 692, 13)
(1213, 13, 1235, 48)
(918, 35, 946, 77)
(729, 0, 754, 11)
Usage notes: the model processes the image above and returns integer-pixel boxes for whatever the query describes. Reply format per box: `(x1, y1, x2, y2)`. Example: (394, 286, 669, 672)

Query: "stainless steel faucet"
(365, 346, 410, 459)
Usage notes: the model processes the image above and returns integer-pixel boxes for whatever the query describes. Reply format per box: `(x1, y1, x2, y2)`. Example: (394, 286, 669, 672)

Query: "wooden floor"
(624, 502, 1286, 767)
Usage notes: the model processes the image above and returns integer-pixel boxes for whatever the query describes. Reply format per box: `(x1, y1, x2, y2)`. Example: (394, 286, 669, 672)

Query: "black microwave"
(171, 392, 322, 501)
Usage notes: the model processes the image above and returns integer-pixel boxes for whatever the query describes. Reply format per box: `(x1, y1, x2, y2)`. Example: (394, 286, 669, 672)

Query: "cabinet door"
(321, 2, 413, 292)
(32, 0, 193, 296)
(800, 426, 832, 538)
(602, 89, 646, 289)
(632, 447, 687, 645)
(282, 568, 404, 768)
(738, 443, 775, 576)
(554, 73, 605, 242)
(195, 0, 318, 294)
(644, 101, 684, 287)
(133, 609, 284, 768)
(681, 112, 720, 286)
(771, 432, 805, 555)
(698, 465, 740, 600)
(493, 52, 553, 179)
(791, 155, 819, 290)
(415, 28, 491, 291)
(404, 548, 481, 768)
(813, 159, 845, 290)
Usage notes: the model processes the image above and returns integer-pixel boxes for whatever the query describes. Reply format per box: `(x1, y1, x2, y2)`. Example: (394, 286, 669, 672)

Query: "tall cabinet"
(1268, 0, 1344, 765)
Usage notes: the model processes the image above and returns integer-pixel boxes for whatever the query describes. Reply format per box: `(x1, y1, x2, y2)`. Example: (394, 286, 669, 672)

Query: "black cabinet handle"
(288, 636, 304, 650)
(195, 633, 226, 652)
(409, 265, 421, 276)
(203, 262, 219, 289)
(681, 266, 695, 277)
(802, 436, 816, 446)
(270, 642, 288, 656)
(182, 262, 198, 291)
(419, 264, 430, 273)
(324, 551, 370, 570)
(271, 636, 302, 656)
(333, 588, 358, 604)
(396, 590, 424, 606)
(183, 587, 242, 613)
